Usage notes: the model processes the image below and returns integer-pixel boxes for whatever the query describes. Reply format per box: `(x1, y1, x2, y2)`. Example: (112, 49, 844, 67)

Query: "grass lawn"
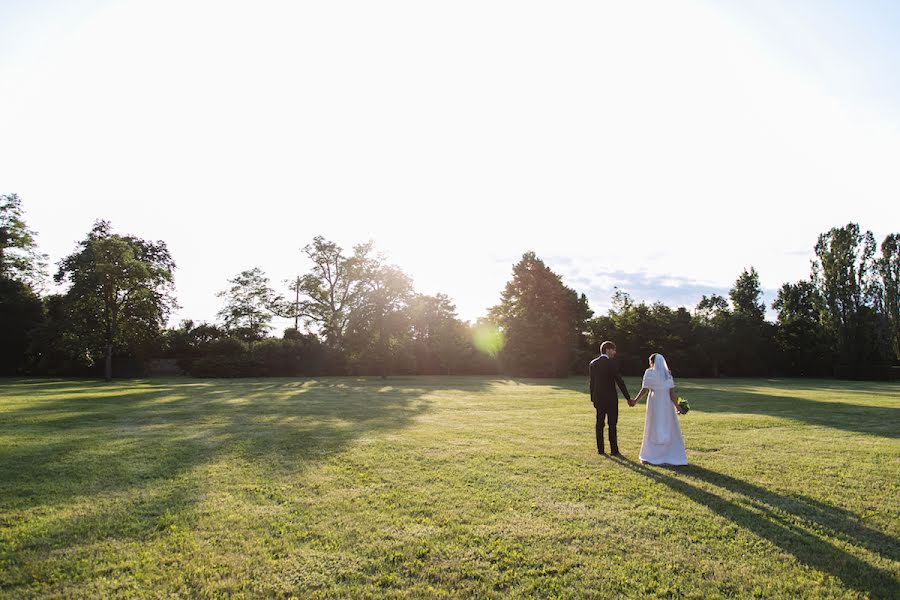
(0, 376, 898, 598)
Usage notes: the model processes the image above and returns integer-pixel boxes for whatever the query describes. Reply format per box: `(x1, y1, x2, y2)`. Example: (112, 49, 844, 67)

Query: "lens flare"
(473, 324, 505, 357)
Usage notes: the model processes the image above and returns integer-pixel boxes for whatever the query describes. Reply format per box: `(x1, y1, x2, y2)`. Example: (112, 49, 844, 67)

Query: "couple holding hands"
(589, 341, 688, 466)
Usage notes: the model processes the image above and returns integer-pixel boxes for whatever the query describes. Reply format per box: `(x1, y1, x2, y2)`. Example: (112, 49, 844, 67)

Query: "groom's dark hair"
(600, 341, 616, 355)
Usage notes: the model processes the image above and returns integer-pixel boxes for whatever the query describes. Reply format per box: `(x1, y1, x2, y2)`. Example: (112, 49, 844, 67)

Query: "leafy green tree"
(0, 193, 47, 287)
(878, 234, 900, 361)
(55, 221, 176, 380)
(590, 290, 649, 374)
(694, 293, 729, 377)
(27, 294, 92, 375)
(278, 275, 304, 331)
(286, 236, 374, 348)
(0, 278, 44, 374)
(490, 252, 584, 377)
(571, 292, 595, 374)
(772, 280, 833, 375)
(344, 263, 414, 376)
(0, 194, 47, 372)
(730, 267, 766, 320)
(813, 224, 880, 364)
(407, 293, 471, 374)
(646, 304, 699, 376)
(725, 267, 773, 375)
(696, 293, 729, 320)
(161, 320, 228, 371)
(589, 290, 705, 377)
(217, 267, 275, 344)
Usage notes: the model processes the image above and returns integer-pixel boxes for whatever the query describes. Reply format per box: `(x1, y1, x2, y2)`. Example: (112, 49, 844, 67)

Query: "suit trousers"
(595, 402, 618, 454)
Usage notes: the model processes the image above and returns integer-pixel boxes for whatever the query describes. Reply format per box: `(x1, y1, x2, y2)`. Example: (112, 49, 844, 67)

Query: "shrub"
(834, 364, 900, 381)
(189, 354, 263, 378)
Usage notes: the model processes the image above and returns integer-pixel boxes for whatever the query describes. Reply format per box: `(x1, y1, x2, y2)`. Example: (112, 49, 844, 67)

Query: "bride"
(630, 353, 688, 466)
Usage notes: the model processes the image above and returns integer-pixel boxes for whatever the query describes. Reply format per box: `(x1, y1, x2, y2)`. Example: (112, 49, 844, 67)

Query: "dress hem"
(639, 458, 688, 466)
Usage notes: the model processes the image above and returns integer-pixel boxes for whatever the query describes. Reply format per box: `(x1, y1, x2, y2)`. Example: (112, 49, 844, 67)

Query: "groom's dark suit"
(589, 354, 631, 454)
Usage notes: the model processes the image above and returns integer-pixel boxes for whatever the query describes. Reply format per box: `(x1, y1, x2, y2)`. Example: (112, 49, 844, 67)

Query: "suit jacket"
(589, 355, 631, 407)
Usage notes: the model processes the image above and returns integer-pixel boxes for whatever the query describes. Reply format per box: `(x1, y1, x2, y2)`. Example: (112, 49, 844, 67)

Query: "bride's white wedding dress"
(639, 356, 688, 466)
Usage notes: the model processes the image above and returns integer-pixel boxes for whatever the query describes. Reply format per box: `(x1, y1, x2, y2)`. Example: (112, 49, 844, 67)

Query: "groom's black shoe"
(610, 451, 624, 458)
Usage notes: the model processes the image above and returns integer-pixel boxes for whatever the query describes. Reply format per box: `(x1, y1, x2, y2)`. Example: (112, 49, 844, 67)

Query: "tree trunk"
(105, 343, 113, 381)
(294, 278, 300, 331)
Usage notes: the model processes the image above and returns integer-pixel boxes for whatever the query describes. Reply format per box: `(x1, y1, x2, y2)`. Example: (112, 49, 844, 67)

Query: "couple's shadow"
(607, 456, 899, 599)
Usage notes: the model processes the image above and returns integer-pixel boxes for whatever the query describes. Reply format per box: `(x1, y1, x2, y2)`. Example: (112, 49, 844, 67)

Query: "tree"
(277, 275, 305, 331)
(55, 221, 176, 380)
(217, 267, 275, 344)
(27, 294, 92, 375)
(161, 319, 229, 370)
(694, 293, 729, 377)
(730, 267, 766, 320)
(813, 224, 880, 364)
(589, 290, 705, 377)
(878, 234, 900, 361)
(0, 278, 44, 374)
(0, 193, 47, 287)
(0, 194, 47, 372)
(696, 294, 729, 321)
(725, 267, 772, 375)
(590, 290, 648, 374)
(489, 252, 584, 377)
(407, 293, 470, 374)
(571, 292, 595, 374)
(344, 262, 414, 376)
(772, 280, 833, 375)
(287, 236, 374, 348)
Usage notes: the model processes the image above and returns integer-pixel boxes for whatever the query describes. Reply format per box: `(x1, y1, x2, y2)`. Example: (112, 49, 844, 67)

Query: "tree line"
(1, 193, 898, 380)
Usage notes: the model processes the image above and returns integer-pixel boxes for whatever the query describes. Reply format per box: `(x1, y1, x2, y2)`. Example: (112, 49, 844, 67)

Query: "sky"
(2, 0, 899, 328)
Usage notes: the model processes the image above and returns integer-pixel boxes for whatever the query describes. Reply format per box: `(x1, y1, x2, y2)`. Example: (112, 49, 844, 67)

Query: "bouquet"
(676, 397, 690, 415)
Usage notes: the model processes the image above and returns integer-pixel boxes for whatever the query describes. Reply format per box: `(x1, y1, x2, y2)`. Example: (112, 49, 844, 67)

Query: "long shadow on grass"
(0, 377, 488, 579)
(612, 457, 899, 599)
(0, 377, 99, 392)
(687, 386, 900, 439)
(747, 380, 900, 395)
(684, 465, 900, 565)
(545, 378, 900, 439)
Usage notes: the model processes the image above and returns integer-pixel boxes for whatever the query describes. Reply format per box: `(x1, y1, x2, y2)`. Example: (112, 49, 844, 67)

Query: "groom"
(589, 341, 632, 457)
